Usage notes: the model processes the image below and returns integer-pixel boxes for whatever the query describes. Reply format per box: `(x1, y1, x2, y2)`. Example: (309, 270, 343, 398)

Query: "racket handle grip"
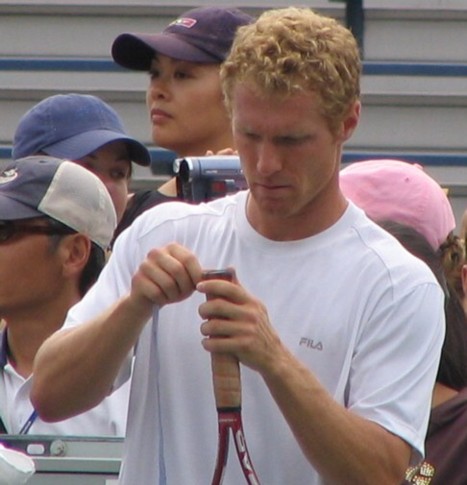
(201, 269, 241, 409)
(211, 352, 241, 409)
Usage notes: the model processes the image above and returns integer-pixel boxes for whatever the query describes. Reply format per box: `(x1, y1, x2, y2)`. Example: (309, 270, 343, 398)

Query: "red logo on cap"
(171, 17, 197, 28)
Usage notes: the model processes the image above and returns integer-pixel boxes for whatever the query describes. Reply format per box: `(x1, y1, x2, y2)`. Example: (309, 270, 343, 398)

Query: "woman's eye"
(174, 71, 189, 79)
(111, 169, 128, 180)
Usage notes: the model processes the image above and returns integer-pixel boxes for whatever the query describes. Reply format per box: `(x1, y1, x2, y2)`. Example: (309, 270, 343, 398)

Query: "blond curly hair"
(441, 231, 466, 298)
(221, 7, 361, 135)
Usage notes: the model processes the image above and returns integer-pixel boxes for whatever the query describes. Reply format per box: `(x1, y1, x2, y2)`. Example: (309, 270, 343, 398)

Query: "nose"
(256, 142, 282, 176)
(148, 76, 171, 101)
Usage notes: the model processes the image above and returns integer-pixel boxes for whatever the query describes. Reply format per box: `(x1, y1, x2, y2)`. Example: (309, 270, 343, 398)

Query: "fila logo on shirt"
(299, 337, 323, 351)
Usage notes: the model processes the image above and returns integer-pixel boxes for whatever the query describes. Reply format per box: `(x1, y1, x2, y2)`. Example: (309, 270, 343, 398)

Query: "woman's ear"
(60, 234, 91, 277)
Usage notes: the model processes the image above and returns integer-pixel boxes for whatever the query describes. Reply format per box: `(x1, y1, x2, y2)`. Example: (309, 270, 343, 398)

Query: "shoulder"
(113, 191, 244, 251)
(114, 190, 175, 240)
(136, 191, 241, 230)
(126, 190, 173, 216)
(343, 202, 440, 290)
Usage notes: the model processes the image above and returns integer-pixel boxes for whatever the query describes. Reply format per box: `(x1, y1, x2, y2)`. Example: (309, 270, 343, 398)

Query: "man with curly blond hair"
(32, 8, 444, 484)
(221, 7, 361, 136)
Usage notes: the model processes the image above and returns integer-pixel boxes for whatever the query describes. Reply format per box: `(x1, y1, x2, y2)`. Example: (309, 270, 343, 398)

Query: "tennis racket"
(202, 269, 261, 485)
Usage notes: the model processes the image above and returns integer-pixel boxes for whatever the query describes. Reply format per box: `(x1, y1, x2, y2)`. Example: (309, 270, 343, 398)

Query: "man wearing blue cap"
(13, 93, 151, 227)
(0, 156, 129, 436)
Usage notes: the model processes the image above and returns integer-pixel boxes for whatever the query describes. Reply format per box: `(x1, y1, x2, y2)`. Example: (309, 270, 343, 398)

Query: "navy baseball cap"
(111, 6, 253, 71)
(0, 156, 117, 249)
(12, 94, 151, 166)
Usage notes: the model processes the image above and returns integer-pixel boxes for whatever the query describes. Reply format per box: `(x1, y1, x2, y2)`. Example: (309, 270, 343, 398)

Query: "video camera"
(175, 156, 247, 202)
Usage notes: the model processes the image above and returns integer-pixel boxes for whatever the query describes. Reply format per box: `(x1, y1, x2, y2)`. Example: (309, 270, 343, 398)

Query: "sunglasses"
(0, 220, 75, 243)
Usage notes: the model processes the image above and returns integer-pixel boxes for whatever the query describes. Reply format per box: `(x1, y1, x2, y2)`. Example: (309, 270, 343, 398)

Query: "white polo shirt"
(0, 330, 129, 436)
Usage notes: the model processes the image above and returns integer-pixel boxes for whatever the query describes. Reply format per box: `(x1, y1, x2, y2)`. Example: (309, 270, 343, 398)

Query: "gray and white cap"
(0, 156, 117, 250)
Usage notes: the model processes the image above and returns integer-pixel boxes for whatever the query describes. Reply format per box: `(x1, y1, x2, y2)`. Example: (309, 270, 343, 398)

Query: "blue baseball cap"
(12, 94, 151, 166)
(111, 6, 253, 71)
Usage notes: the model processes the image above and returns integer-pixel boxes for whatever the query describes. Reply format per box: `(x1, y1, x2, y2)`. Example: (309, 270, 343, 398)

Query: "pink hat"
(340, 159, 455, 250)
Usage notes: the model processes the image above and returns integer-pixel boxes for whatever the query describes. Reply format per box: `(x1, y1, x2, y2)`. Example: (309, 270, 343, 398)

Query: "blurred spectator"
(380, 222, 467, 485)
(0, 156, 128, 436)
(12, 93, 151, 225)
(453, 207, 467, 317)
(460, 207, 467, 242)
(340, 159, 455, 252)
(458, 259, 467, 318)
(340, 159, 467, 484)
(340, 158, 465, 294)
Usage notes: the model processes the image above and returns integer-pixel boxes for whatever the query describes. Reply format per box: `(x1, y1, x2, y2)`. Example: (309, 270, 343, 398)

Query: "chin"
(251, 196, 290, 217)
(153, 132, 182, 152)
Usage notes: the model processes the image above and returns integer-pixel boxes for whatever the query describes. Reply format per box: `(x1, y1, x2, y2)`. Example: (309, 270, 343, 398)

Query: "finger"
(138, 257, 187, 303)
(131, 269, 169, 307)
(165, 243, 204, 287)
(198, 295, 236, 321)
(204, 147, 236, 156)
(197, 271, 242, 304)
(200, 321, 253, 352)
(215, 147, 236, 155)
(141, 244, 202, 303)
(200, 317, 237, 337)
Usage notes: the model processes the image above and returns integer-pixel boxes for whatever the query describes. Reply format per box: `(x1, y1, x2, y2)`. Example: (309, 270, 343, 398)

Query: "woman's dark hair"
(45, 218, 106, 297)
(379, 220, 467, 391)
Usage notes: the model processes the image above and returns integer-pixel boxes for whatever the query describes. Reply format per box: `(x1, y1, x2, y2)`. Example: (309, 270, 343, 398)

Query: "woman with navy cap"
(110, 7, 253, 237)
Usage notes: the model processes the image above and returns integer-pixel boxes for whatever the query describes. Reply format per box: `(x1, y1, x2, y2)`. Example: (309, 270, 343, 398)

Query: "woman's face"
(146, 54, 233, 156)
(74, 141, 131, 222)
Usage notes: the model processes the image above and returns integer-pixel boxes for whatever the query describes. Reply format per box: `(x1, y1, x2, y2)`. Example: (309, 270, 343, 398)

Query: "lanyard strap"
(0, 410, 38, 435)
(0, 368, 8, 434)
(0, 415, 7, 434)
(18, 410, 38, 435)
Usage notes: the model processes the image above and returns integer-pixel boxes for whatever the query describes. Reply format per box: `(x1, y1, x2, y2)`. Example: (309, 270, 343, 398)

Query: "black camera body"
(175, 156, 247, 202)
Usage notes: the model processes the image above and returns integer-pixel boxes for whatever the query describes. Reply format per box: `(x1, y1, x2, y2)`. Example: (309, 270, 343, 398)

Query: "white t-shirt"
(64, 191, 445, 485)
(0, 331, 129, 436)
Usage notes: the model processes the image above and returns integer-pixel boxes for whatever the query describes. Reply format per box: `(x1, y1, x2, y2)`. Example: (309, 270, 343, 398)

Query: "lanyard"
(19, 409, 38, 435)
(0, 416, 7, 434)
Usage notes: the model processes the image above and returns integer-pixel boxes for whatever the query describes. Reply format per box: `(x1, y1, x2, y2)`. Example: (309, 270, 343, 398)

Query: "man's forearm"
(31, 295, 152, 421)
(262, 348, 410, 484)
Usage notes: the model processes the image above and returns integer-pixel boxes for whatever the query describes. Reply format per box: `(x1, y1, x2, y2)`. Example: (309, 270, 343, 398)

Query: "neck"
(4, 292, 81, 378)
(247, 177, 348, 241)
(432, 382, 459, 408)
(157, 177, 178, 197)
(174, 133, 235, 161)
